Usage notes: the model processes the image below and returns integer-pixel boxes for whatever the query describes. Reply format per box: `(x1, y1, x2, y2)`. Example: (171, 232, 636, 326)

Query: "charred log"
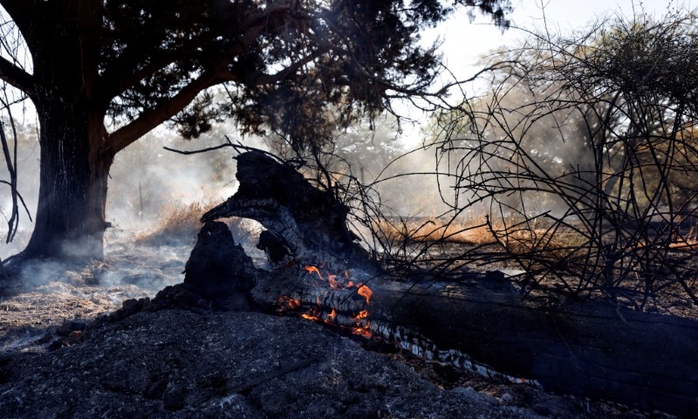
(201, 151, 369, 266)
(256, 230, 292, 264)
(178, 218, 697, 416)
(188, 151, 697, 416)
(251, 268, 698, 418)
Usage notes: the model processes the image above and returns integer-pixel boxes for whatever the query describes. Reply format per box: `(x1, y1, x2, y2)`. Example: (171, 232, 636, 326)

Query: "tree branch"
(0, 56, 35, 99)
(0, 0, 32, 33)
(106, 68, 230, 155)
(98, 2, 295, 104)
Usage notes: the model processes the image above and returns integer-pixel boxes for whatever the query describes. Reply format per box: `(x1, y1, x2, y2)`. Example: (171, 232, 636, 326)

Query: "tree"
(0, 0, 511, 260)
(430, 9, 698, 308)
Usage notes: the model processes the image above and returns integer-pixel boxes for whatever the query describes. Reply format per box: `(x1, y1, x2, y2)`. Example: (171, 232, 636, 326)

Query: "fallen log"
(250, 265, 698, 418)
(194, 150, 697, 417)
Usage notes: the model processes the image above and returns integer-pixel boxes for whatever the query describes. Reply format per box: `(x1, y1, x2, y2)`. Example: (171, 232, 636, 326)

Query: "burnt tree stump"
(201, 151, 369, 265)
(182, 220, 258, 310)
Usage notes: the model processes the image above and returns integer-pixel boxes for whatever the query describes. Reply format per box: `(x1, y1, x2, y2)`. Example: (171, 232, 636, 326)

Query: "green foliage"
(1, 0, 513, 151)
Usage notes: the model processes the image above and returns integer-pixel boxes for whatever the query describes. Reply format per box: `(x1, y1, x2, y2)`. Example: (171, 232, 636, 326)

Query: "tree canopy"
(0, 0, 512, 259)
(0, 0, 511, 150)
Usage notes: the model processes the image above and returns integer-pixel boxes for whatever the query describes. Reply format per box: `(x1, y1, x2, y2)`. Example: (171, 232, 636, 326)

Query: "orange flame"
(301, 312, 320, 321)
(353, 310, 369, 320)
(305, 265, 323, 280)
(277, 295, 303, 315)
(352, 327, 372, 338)
(283, 265, 373, 339)
(277, 295, 301, 310)
(357, 285, 373, 304)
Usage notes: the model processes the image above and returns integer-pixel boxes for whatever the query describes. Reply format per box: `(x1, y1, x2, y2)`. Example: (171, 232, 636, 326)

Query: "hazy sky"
(433, 0, 697, 79)
(391, 0, 697, 139)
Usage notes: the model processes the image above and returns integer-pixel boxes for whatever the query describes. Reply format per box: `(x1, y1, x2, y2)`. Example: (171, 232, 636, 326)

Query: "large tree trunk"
(16, 1, 111, 260)
(22, 105, 112, 259)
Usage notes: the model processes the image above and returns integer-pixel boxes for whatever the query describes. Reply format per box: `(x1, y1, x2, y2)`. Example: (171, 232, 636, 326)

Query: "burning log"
(188, 149, 697, 417)
(250, 266, 698, 418)
(202, 150, 369, 266)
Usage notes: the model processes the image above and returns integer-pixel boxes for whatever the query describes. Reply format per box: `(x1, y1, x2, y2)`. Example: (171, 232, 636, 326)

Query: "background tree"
(431, 9, 698, 308)
(0, 0, 512, 261)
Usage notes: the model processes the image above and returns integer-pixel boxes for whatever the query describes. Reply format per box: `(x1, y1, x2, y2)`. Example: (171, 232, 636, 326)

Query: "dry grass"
(134, 200, 260, 246)
(374, 216, 587, 249)
(134, 201, 209, 245)
(373, 215, 594, 270)
(668, 224, 698, 250)
(493, 226, 588, 257)
(374, 216, 498, 246)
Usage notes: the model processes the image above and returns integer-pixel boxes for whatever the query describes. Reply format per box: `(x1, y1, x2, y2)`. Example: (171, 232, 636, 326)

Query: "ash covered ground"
(0, 229, 676, 418)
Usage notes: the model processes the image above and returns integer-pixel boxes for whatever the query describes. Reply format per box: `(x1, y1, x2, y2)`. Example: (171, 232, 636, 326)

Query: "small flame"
(357, 285, 373, 304)
(281, 265, 373, 339)
(277, 295, 302, 312)
(352, 327, 372, 338)
(305, 265, 323, 280)
(353, 310, 369, 320)
(304, 265, 351, 290)
(301, 312, 320, 321)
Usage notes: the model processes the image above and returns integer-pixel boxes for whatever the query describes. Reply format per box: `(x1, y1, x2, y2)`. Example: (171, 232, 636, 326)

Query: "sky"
(435, 0, 696, 73)
(392, 0, 696, 128)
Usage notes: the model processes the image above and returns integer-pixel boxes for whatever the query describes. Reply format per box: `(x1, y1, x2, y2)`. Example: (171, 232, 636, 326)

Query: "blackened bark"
(250, 270, 698, 418)
(202, 151, 370, 265)
(16, 2, 111, 260)
(22, 105, 112, 259)
(183, 221, 257, 310)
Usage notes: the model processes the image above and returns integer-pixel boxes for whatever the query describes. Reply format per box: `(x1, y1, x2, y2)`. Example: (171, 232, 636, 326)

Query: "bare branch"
(0, 56, 34, 98)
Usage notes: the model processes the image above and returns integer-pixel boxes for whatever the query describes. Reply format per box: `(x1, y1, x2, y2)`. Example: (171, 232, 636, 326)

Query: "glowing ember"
(279, 265, 374, 338)
(353, 310, 369, 320)
(301, 312, 320, 321)
(277, 295, 302, 312)
(327, 273, 339, 289)
(352, 327, 372, 338)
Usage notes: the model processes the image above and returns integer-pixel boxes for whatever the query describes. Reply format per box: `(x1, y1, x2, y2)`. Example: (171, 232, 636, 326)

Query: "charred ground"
(0, 234, 681, 419)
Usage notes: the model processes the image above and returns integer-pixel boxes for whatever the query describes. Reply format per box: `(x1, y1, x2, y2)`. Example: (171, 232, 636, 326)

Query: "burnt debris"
(183, 220, 257, 310)
(201, 150, 369, 266)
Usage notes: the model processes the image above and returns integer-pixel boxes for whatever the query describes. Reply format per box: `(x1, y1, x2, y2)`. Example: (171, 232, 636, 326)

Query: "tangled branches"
(424, 10, 698, 310)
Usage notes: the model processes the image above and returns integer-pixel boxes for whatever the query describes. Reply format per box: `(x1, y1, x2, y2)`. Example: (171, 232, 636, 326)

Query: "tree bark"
(22, 104, 112, 259)
(13, 1, 113, 260)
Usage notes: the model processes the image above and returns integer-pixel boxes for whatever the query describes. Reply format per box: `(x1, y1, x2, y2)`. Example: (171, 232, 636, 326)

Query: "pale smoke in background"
(0, 118, 274, 295)
(0, 119, 270, 260)
(0, 113, 439, 300)
(0, 100, 597, 262)
(1, 1, 653, 261)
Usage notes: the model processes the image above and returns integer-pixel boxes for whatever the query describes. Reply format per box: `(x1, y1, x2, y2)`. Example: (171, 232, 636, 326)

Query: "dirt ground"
(0, 236, 681, 419)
